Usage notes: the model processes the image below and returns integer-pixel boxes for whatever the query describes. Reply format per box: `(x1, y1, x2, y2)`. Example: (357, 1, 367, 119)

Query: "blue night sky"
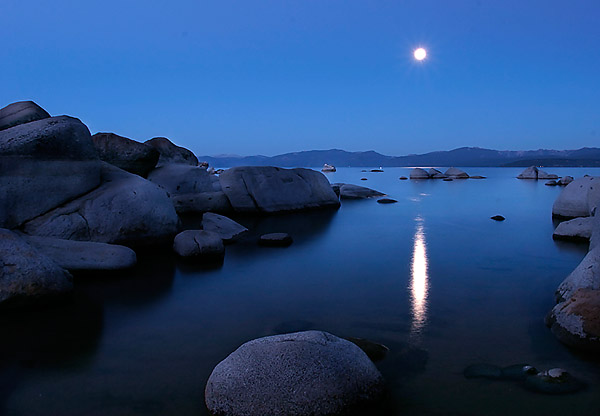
(2, 1, 599, 157)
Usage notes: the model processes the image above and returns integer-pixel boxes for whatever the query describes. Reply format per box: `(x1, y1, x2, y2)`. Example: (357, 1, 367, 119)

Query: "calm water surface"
(1, 167, 600, 415)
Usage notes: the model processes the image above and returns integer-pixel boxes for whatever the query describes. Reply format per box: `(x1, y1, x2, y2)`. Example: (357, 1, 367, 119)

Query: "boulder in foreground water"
(337, 183, 385, 199)
(205, 331, 384, 416)
(173, 230, 225, 260)
(552, 217, 593, 242)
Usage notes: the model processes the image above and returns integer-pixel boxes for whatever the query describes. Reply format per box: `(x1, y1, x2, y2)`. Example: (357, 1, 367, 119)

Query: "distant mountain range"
(199, 147, 600, 168)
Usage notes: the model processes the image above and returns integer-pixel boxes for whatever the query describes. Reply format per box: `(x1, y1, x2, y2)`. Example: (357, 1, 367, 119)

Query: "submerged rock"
(524, 368, 586, 394)
(360, 177, 368, 180)
(552, 176, 600, 218)
(0, 101, 50, 131)
(500, 364, 538, 381)
(552, 217, 593, 242)
(259, 233, 293, 247)
(205, 331, 384, 416)
(220, 166, 340, 213)
(92, 132, 159, 177)
(321, 163, 336, 172)
(491, 215, 505, 221)
(0, 229, 72, 308)
(144, 136, 198, 166)
(173, 230, 225, 260)
(337, 183, 385, 199)
(377, 198, 398, 204)
(201, 212, 247, 243)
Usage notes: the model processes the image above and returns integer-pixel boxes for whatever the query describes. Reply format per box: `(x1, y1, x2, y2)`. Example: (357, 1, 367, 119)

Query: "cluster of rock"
(0, 101, 342, 308)
(409, 167, 471, 180)
(546, 176, 600, 351)
(516, 166, 559, 180)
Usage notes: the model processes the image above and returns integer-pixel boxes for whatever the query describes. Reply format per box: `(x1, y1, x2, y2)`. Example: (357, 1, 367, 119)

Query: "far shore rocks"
(0, 115, 102, 229)
(23, 163, 179, 247)
(205, 331, 384, 416)
(410, 168, 429, 179)
(92, 132, 159, 177)
(173, 230, 225, 260)
(0, 101, 50, 131)
(517, 166, 558, 180)
(321, 163, 336, 172)
(0, 229, 73, 308)
(201, 212, 248, 243)
(552, 176, 600, 218)
(259, 233, 293, 247)
(145, 136, 199, 166)
(220, 166, 340, 213)
(334, 183, 385, 199)
(552, 217, 593, 242)
(410, 167, 469, 179)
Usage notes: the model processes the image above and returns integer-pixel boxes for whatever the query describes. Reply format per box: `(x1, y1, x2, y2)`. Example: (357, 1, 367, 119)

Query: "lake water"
(1, 167, 600, 416)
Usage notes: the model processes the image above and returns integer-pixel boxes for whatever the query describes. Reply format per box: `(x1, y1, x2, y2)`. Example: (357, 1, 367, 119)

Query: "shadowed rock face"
(144, 137, 198, 166)
(22, 163, 178, 248)
(0, 229, 72, 308)
(220, 166, 340, 213)
(0, 116, 102, 228)
(92, 132, 159, 177)
(201, 213, 247, 243)
(205, 331, 384, 416)
(0, 101, 50, 131)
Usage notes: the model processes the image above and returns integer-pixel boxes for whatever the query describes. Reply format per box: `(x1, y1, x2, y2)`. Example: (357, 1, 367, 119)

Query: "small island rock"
(173, 230, 225, 260)
(337, 183, 385, 200)
(377, 198, 398, 204)
(410, 168, 429, 179)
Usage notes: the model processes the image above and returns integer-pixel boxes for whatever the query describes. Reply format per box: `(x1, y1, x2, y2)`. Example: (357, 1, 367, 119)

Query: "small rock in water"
(470, 175, 486, 179)
(443, 178, 453, 182)
(361, 169, 367, 172)
(399, 176, 408, 180)
(524, 368, 585, 395)
(344, 337, 389, 362)
(370, 169, 384, 172)
(501, 364, 538, 381)
(491, 215, 505, 221)
(259, 233, 293, 247)
(360, 177, 368, 180)
(377, 198, 398, 204)
(463, 363, 503, 380)
(545, 180, 558, 186)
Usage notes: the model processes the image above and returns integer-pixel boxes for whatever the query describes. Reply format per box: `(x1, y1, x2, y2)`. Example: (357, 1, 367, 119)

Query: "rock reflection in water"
(410, 217, 429, 342)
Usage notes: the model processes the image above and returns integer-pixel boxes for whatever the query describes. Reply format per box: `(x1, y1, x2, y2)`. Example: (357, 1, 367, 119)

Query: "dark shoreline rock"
(92, 132, 159, 177)
(0, 101, 50, 131)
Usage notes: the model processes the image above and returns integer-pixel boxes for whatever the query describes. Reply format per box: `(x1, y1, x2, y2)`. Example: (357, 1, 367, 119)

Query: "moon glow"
(413, 47, 427, 61)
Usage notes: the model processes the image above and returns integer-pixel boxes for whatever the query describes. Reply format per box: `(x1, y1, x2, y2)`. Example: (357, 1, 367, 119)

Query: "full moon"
(414, 47, 427, 61)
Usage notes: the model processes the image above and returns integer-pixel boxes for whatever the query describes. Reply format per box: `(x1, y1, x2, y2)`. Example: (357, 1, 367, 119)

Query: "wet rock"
(547, 288, 600, 351)
(91, 132, 159, 177)
(491, 215, 505, 221)
(545, 180, 558, 186)
(463, 363, 503, 380)
(20, 235, 136, 272)
(201, 213, 248, 243)
(0, 116, 102, 228)
(552, 176, 600, 218)
(144, 136, 198, 166)
(0, 229, 72, 308)
(377, 198, 398, 204)
(220, 166, 340, 213)
(205, 331, 384, 416)
(552, 217, 593, 242)
(555, 247, 600, 302)
(337, 184, 385, 200)
(445, 167, 469, 179)
(259, 233, 293, 247)
(524, 368, 585, 394)
(344, 337, 389, 362)
(517, 166, 539, 179)
(173, 230, 224, 260)
(0, 101, 50, 131)
(410, 168, 429, 179)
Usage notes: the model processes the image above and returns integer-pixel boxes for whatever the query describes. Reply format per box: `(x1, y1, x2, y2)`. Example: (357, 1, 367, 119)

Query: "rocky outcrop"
(202, 213, 247, 243)
(220, 166, 340, 213)
(144, 137, 198, 166)
(546, 288, 600, 351)
(205, 331, 384, 416)
(537, 169, 559, 180)
(0, 101, 50, 131)
(555, 246, 600, 302)
(445, 167, 469, 179)
(517, 166, 539, 179)
(92, 132, 159, 177)
(21, 235, 136, 272)
(321, 163, 336, 172)
(552, 176, 600, 218)
(409, 168, 429, 179)
(173, 230, 224, 260)
(0, 116, 102, 228)
(0, 229, 72, 308)
(552, 217, 593, 242)
(22, 163, 179, 247)
(335, 183, 385, 200)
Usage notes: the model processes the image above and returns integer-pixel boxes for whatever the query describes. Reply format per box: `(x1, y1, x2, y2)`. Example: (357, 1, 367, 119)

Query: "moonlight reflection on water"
(410, 217, 429, 342)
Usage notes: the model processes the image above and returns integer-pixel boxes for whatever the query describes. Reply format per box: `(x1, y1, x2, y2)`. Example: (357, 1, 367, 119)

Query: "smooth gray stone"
(463, 363, 502, 379)
(537, 169, 559, 180)
(445, 167, 469, 179)
(0, 101, 50, 131)
(410, 168, 430, 179)
(21, 235, 136, 271)
(172, 191, 233, 214)
(144, 137, 198, 166)
(220, 166, 340, 213)
(23, 163, 178, 248)
(555, 246, 600, 302)
(552, 217, 593, 241)
(92, 132, 159, 177)
(205, 331, 384, 416)
(0, 116, 101, 228)
(202, 213, 247, 242)
(337, 183, 385, 199)
(552, 176, 600, 218)
(148, 163, 213, 195)
(173, 230, 224, 260)
(547, 288, 600, 351)
(0, 229, 72, 308)
(259, 233, 293, 247)
(517, 166, 538, 179)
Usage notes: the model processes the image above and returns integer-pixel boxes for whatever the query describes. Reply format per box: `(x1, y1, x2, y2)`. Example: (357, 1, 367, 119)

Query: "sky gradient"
(2, 0, 599, 156)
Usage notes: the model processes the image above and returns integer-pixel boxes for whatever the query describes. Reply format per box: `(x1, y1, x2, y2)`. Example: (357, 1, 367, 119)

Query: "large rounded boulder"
(92, 132, 159, 177)
(0, 101, 50, 131)
(517, 166, 538, 179)
(0, 115, 102, 228)
(445, 167, 469, 179)
(552, 176, 600, 218)
(336, 183, 385, 200)
(205, 331, 384, 416)
(409, 168, 430, 179)
(144, 137, 198, 166)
